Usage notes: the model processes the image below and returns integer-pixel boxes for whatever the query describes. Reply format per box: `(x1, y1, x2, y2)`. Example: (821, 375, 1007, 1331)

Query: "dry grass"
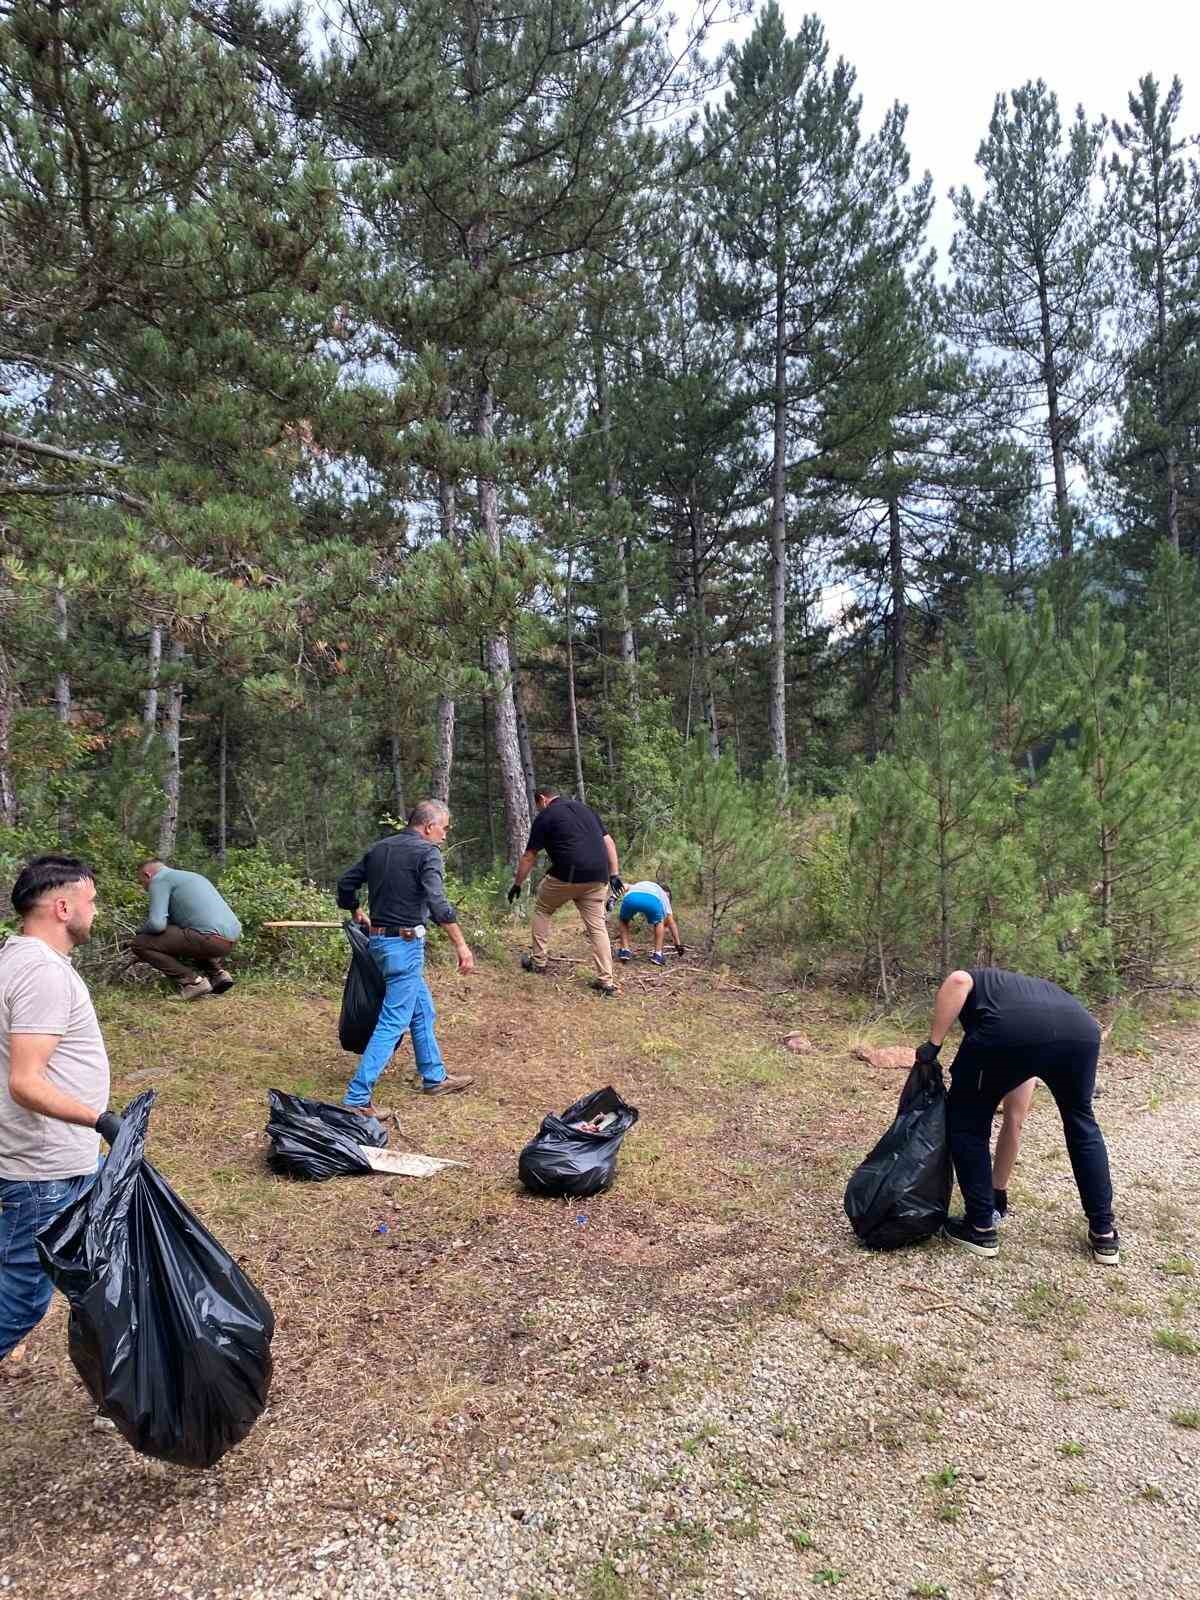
(7, 932, 1196, 1600)
(2, 929, 883, 1534)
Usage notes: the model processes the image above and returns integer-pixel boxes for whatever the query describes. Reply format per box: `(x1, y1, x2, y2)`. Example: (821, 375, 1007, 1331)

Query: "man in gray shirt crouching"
(1, 856, 122, 1376)
(131, 860, 242, 1001)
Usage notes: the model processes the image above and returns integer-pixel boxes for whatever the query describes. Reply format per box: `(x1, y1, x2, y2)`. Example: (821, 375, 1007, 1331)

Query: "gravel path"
(4, 1032, 1198, 1600)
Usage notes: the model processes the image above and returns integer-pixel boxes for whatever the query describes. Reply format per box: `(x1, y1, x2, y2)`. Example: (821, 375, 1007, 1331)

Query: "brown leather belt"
(370, 924, 422, 939)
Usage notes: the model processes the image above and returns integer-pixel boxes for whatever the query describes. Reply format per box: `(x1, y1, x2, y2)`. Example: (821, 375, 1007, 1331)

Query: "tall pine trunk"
(767, 269, 789, 776)
(432, 458, 458, 802)
(474, 373, 530, 866)
(54, 585, 70, 726)
(1036, 266, 1072, 560)
(565, 554, 586, 801)
(887, 491, 908, 715)
(54, 585, 71, 837)
(509, 630, 537, 813)
(157, 639, 184, 858)
(142, 625, 162, 749)
(688, 494, 719, 756)
(432, 694, 455, 805)
(0, 643, 16, 827)
(1150, 183, 1180, 549)
(389, 724, 407, 821)
(592, 336, 637, 709)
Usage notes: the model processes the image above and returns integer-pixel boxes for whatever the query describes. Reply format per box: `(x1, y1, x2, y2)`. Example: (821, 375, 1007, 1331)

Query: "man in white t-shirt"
(0, 856, 122, 1374)
(615, 880, 684, 967)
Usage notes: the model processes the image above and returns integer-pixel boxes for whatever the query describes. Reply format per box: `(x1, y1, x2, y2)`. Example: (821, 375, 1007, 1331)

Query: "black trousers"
(947, 1036, 1115, 1234)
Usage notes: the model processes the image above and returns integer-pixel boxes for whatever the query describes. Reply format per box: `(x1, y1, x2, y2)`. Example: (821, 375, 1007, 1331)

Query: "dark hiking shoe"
(590, 980, 617, 998)
(209, 969, 235, 995)
(423, 1074, 474, 1096)
(942, 1216, 1000, 1258)
(1088, 1229, 1120, 1267)
(616, 948, 633, 961)
(520, 954, 548, 975)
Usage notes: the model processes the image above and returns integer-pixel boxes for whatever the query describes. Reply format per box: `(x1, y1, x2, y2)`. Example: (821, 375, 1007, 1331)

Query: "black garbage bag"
(518, 1086, 639, 1198)
(36, 1090, 274, 1469)
(339, 919, 385, 1054)
(843, 1060, 952, 1250)
(265, 1089, 388, 1180)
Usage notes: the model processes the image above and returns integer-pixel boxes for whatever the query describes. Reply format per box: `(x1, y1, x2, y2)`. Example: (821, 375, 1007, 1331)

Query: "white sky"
(761, 0, 1200, 261)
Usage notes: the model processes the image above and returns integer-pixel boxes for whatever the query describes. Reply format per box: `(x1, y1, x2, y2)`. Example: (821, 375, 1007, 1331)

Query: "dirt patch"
(3, 938, 1197, 1599)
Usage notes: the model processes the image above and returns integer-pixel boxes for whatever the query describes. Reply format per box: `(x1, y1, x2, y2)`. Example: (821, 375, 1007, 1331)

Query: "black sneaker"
(520, 954, 548, 975)
(590, 979, 617, 998)
(942, 1216, 1000, 1258)
(1088, 1229, 1120, 1267)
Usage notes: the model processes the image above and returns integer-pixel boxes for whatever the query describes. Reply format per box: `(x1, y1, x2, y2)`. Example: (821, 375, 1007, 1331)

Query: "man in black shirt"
(914, 967, 1119, 1264)
(507, 788, 623, 997)
(337, 800, 475, 1111)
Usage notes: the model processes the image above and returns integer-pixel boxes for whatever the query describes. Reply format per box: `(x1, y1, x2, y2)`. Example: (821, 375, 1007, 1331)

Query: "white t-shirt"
(0, 936, 109, 1180)
(627, 881, 672, 916)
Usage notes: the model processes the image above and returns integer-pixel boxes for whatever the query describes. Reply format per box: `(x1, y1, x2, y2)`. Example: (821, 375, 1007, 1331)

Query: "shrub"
(216, 846, 346, 983)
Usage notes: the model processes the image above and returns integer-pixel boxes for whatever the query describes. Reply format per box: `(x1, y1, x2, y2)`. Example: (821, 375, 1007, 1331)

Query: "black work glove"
(609, 875, 624, 896)
(506, 882, 521, 904)
(914, 1040, 941, 1066)
(95, 1111, 124, 1145)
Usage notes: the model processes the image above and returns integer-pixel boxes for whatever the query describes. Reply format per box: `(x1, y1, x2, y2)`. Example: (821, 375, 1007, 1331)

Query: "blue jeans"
(947, 1037, 1115, 1233)
(344, 936, 445, 1105)
(0, 1169, 97, 1359)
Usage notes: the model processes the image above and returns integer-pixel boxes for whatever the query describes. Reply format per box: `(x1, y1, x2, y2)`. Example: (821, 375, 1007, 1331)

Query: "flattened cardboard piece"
(359, 1146, 467, 1178)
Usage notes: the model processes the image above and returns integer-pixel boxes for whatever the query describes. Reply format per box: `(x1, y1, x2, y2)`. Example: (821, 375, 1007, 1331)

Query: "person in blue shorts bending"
(615, 881, 684, 967)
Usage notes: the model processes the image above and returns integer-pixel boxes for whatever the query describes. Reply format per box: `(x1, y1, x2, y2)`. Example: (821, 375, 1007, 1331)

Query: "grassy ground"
(2, 919, 1198, 1598)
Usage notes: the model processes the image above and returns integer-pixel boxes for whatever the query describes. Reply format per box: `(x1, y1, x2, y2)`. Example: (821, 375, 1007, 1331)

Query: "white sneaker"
(175, 976, 212, 1001)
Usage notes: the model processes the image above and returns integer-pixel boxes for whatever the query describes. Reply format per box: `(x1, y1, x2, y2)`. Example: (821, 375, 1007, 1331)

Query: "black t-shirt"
(526, 798, 609, 883)
(960, 968, 1099, 1047)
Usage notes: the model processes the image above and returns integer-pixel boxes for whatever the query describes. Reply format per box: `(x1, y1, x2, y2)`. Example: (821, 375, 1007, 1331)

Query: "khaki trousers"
(530, 877, 612, 983)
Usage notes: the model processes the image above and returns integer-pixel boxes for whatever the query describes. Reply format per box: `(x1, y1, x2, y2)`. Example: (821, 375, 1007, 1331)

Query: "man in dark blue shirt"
(337, 800, 474, 1111)
(914, 967, 1118, 1265)
(507, 788, 623, 997)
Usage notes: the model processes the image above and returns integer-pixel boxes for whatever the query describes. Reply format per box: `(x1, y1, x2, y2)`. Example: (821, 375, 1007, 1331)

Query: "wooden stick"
(261, 920, 344, 928)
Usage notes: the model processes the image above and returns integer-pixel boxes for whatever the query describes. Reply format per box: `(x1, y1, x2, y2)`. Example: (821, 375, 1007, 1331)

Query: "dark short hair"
(408, 799, 449, 828)
(11, 855, 96, 915)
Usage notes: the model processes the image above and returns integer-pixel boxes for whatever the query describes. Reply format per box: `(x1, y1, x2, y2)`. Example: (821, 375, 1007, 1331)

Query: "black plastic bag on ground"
(518, 1086, 639, 1198)
(843, 1060, 952, 1250)
(266, 1089, 388, 1180)
(339, 919, 385, 1054)
(36, 1090, 274, 1469)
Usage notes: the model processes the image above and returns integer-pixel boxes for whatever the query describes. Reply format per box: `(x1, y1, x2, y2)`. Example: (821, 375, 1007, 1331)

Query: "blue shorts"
(619, 891, 665, 927)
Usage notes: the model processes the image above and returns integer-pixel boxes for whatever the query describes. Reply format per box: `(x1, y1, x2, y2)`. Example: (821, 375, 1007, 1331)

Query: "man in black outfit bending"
(914, 968, 1119, 1264)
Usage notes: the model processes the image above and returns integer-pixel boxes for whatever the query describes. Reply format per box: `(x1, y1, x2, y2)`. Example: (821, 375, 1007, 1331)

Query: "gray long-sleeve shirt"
(140, 868, 242, 941)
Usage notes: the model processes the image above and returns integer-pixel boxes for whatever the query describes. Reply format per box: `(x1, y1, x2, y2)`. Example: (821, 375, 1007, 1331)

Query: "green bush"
(216, 846, 346, 983)
(435, 865, 510, 963)
(658, 737, 801, 954)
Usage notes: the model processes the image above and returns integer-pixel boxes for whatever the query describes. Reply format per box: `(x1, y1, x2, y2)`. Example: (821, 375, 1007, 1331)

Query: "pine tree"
(290, 0, 708, 866)
(700, 7, 927, 779)
(1107, 74, 1200, 557)
(949, 81, 1118, 560)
